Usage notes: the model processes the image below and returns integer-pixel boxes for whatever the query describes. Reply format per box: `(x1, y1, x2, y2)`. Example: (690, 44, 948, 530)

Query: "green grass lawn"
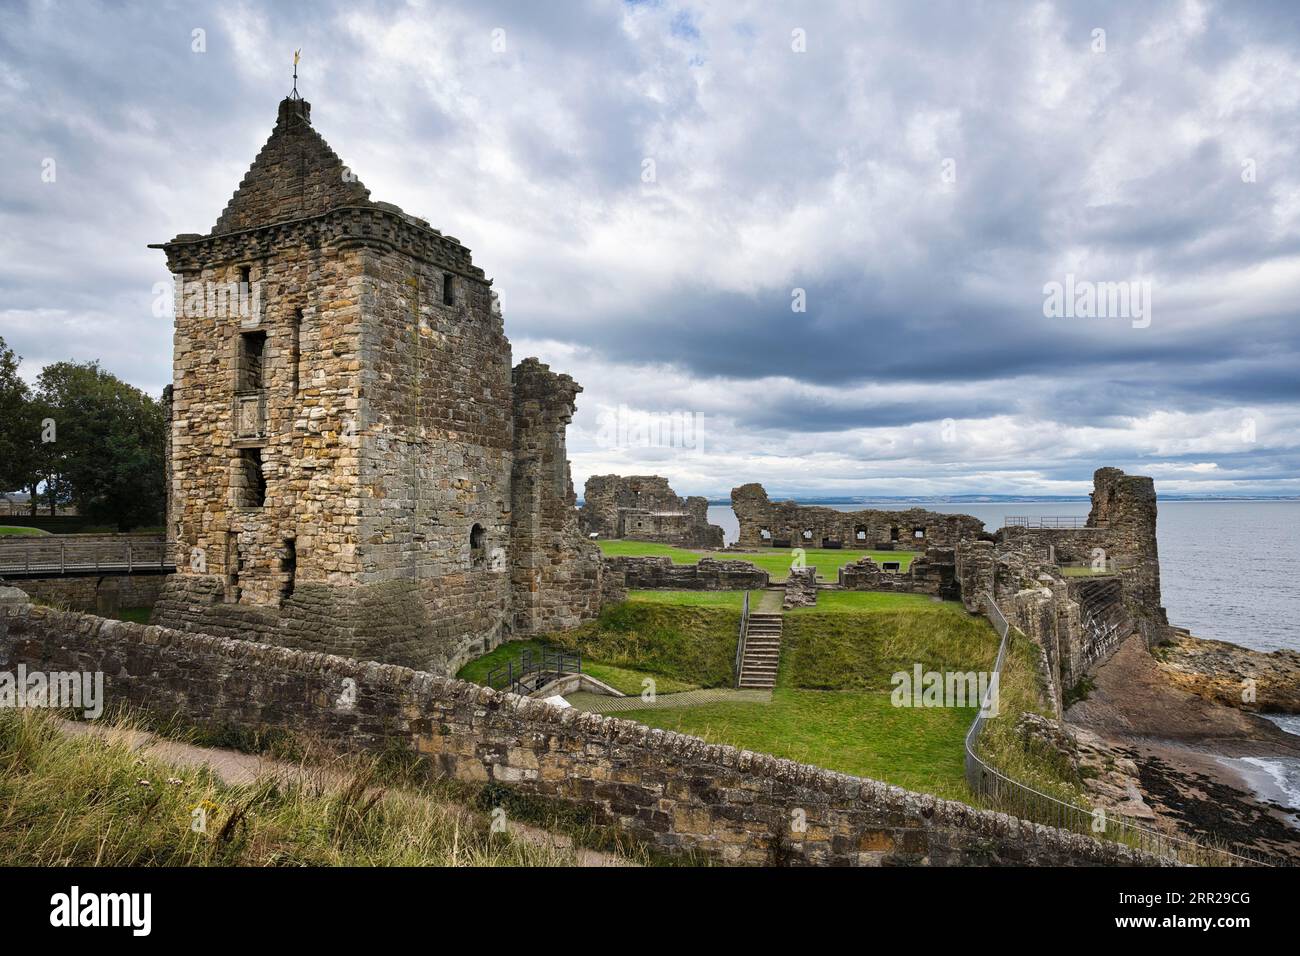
(626, 589, 750, 608)
(596, 540, 918, 582)
(0, 525, 49, 536)
(728, 548, 917, 582)
(619, 689, 975, 800)
(113, 607, 153, 625)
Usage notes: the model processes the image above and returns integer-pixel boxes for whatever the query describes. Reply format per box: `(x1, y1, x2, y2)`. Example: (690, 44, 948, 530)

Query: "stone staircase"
(738, 611, 783, 689)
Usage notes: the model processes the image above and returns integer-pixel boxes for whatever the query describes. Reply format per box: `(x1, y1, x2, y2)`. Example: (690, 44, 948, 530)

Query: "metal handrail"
(964, 593, 1271, 867)
(1004, 516, 1099, 530)
(485, 648, 582, 694)
(0, 537, 173, 575)
(734, 590, 750, 688)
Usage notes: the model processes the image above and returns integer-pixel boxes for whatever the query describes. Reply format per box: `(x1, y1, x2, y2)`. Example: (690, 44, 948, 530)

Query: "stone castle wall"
(0, 599, 1155, 866)
(604, 555, 769, 590)
(731, 483, 985, 551)
(6, 573, 164, 615)
(510, 360, 606, 636)
(579, 475, 724, 549)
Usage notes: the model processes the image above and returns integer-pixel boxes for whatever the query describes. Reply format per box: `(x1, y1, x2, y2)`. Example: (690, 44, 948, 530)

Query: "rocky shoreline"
(1059, 634, 1300, 863)
(1152, 630, 1300, 714)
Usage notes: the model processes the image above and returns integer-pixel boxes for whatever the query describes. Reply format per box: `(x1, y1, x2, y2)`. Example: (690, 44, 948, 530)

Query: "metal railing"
(1004, 516, 1095, 529)
(963, 594, 1272, 867)
(485, 648, 582, 695)
(733, 590, 750, 688)
(0, 536, 173, 576)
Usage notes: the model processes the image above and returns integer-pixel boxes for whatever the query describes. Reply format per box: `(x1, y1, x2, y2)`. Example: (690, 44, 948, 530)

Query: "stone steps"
(739, 611, 784, 689)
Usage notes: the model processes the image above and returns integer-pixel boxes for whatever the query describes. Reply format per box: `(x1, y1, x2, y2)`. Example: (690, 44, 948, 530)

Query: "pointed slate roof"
(211, 97, 373, 235)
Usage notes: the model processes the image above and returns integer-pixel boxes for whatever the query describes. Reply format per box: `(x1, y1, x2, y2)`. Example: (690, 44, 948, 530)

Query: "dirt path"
(54, 719, 635, 867)
(1067, 635, 1300, 862)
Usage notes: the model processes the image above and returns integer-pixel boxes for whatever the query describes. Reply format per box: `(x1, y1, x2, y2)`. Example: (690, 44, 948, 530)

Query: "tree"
(0, 336, 40, 509)
(35, 361, 165, 531)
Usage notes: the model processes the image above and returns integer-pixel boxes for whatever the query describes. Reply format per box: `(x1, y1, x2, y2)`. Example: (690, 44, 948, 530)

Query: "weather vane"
(290, 48, 301, 99)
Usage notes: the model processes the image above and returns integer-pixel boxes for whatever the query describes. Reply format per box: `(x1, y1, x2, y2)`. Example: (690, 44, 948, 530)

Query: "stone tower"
(150, 96, 603, 674)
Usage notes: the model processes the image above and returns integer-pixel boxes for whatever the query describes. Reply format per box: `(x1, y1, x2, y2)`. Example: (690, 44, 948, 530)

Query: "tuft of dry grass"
(0, 709, 617, 867)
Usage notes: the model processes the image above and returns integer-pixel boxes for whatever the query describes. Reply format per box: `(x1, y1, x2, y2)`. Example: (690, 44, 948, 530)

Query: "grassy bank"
(456, 592, 744, 694)
(781, 601, 996, 691)
(0, 709, 605, 866)
(547, 599, 740, 689)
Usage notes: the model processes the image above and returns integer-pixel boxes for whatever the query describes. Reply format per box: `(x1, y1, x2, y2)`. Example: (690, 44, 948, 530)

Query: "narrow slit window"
(470, 523, 486, 568)
(291, 308, 303, 395)
(280, 538, 296, 603)
(238, 331, 266, 391)
(238, 448, 266, 508)
(442, 273, 455, 306)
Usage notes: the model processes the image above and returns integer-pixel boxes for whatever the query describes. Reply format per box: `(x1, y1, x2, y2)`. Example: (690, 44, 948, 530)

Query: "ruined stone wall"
(579, 475, 723, 548)
(604, 556, 768, 590)
(7, 573, 164, 615)
(783, 568, 819, 609)
(838, 556, 914, 592)
(998, 468, 1166, 628)
(0, 600, 1154, 866)
(837, 550, 959, 599)
(510, 360, 604, 636)
(732, 483, 985, 551)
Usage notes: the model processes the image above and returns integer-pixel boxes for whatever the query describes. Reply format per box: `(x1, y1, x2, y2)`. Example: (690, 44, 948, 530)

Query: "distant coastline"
(697, 494, 1300, 506)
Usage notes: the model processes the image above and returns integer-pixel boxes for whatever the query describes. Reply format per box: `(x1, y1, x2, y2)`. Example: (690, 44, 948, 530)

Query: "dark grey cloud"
(0, 0, 1298, 497)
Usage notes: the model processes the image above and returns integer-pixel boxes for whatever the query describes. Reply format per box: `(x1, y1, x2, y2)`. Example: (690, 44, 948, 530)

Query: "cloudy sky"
(2, 0, 1299, 498)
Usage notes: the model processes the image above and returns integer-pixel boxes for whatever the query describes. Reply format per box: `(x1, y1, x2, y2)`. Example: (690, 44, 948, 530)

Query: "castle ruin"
(149, 96, 604, 675)
(731, 483, 986, 551)
(578, 474, 723, 548)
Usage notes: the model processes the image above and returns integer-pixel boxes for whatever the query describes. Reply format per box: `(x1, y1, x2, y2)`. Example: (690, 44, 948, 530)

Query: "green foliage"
(34, 361, 165, 530)
(0, 341, 165, 529)
(1063, 675, 1097, 709)
(0, 336, 39, 502)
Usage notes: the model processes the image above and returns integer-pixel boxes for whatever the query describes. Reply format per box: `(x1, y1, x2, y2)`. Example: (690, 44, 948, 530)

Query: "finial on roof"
(290, 48, 302, 100)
